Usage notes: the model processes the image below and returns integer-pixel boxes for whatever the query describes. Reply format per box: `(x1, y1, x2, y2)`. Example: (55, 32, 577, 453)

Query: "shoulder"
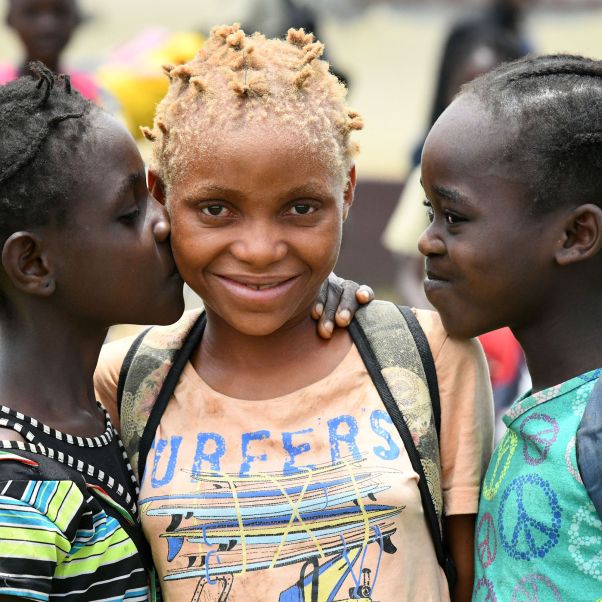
(413, 307, 487, 366)
(413, 307, 491, 413)
(412, 310, 494, 514)
(95, 334, 141, 424)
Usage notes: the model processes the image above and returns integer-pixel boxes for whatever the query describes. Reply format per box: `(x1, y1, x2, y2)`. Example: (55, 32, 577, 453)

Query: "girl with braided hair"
(419, 54, 602, 598)
(0, 62, 185, 600)
(94, 24, 493, 602)
(0, 60, 363, 601)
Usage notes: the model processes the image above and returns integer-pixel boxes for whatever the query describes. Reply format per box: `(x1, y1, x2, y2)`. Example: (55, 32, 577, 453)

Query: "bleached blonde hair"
(143, 24, 363, 188)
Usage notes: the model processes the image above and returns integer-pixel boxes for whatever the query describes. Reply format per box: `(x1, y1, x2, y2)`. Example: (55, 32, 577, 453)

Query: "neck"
(512, 290, 602, 393)
(0, 307, 107, 431)
(195, 307, 351, 399)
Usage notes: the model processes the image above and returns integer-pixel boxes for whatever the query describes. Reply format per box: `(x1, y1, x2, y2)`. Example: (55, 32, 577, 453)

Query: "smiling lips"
(213, 274, 300, 300)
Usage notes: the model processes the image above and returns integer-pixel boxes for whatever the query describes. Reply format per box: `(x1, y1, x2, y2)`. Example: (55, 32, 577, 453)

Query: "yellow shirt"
(95, 309, 493, 601)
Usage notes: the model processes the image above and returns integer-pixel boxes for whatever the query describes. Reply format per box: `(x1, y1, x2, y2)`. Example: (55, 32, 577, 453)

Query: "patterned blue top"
(473, 368, 602, 601)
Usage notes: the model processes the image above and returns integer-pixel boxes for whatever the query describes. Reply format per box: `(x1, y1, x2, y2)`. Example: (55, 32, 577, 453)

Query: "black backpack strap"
(137, 313, 207, 481)
(116, 327, 152, 416)
(348, 302, 453, 584)
(399, 306, 441, 439)
(577, 374, 602, 518)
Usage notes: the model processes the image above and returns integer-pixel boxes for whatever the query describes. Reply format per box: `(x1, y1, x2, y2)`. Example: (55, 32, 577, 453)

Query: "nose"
(151, 199, 171, 243)
(230, 220, 288, 267)
(417, 222, 446, 257)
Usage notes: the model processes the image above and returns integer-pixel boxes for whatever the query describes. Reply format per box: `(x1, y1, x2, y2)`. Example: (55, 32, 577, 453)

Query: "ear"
(148, 170, 167, 206)
(555, 204, 602, 266)
(1, 232, 55, 297)
(342, 165, 356, 221)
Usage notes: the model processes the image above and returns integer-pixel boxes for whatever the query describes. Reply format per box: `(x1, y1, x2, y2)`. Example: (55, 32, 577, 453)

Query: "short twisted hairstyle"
(0, 62, 95, 246)
(464, 54, 602, 213)
(144, 24, 363, 188)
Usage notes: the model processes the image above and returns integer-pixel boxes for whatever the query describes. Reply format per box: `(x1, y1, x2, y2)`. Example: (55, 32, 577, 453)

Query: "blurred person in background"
(413, 0, 534, 168)
(383, 27, 527, 439)
(1, 0, 100, 102)
(241, 0, 349, 86)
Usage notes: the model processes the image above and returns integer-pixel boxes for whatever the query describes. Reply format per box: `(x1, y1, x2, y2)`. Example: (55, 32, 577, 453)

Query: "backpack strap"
(348, 301, 454, 584)
(118, 309, 205, 482)
(137, 313, 206, 481)
(577, 374, 602, 519)
(116, 326, 151, 416)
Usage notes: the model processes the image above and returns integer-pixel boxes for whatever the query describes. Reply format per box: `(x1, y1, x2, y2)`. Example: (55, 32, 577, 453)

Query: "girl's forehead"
(166, 121, 348, 185)
(426, 96, 513, 167)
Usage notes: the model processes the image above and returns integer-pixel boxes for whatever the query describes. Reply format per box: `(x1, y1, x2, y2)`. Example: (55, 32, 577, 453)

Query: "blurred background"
(2, 0, 602, 297)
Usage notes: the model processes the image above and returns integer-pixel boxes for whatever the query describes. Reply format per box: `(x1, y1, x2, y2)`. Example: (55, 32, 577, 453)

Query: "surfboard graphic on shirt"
(140, 457, 403, 601)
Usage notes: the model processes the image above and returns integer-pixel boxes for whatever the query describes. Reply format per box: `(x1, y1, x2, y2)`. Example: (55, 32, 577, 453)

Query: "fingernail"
(338, 309, 351, 323)
(358, 287, 372, 301)
(324, 320, 334, 334)
(314, 303, 324, 317)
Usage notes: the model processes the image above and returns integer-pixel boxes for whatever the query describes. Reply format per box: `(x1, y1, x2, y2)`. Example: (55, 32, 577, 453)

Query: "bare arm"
(445, 513, 476, 602)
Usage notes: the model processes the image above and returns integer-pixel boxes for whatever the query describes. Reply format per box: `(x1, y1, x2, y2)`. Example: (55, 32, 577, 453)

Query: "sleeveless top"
(0, 403, 157, 601)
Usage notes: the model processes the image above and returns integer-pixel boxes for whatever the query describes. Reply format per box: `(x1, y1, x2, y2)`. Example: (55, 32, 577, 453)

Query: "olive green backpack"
(117, 300, 455, 585)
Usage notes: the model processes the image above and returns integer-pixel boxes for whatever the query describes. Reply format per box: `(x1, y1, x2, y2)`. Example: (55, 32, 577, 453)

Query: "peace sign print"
(473, 577, 497, 602)
(511, 573, 562, 602)
(564, 437, 582, 484)
(483, 430, 518, 501)
(477, 512, 497, 569)
(568, 502, 602, 582)
(519, 413, 558, 466)
(499, 474, 561, 561)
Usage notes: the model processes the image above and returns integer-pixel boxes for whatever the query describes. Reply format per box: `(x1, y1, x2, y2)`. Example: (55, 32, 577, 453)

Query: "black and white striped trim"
(0, 404, 113, 447)
(0, 439, 139, 518)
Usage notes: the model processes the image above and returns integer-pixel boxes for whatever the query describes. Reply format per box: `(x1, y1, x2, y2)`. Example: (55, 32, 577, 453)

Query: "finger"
(312, 280, 328, 319)
(334, 281, 359, 327)
(355, 285, 375, 305)
(317, 278, 343, 339)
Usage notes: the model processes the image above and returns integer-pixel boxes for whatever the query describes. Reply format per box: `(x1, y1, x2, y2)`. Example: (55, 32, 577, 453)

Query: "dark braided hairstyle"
(0, 62, 96, 248)
(463, 54, 602, 214)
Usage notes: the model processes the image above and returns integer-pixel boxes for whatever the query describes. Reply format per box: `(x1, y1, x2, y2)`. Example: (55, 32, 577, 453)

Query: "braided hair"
(144, 24, 362, 189)
(0, 62, 95, 247)
(464, 54, 602, 214)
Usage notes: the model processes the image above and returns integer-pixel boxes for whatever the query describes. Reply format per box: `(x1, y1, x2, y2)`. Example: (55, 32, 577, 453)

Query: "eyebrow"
(115, 171, 145, 201)
(421, 178, 470, 206)
(181, 182, 334, 202)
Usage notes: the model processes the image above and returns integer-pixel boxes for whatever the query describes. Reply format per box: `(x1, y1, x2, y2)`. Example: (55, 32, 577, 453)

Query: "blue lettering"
(240, 430, 270, 476)
(151, 436, 182, 488)
(191, 432, 226, 480)
(283, 428, 315, 474)
(328, 415, 361, 463)
(370, 410, 400, 460)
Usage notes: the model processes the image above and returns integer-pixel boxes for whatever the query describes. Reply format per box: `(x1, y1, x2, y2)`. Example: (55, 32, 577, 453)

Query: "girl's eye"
(201, 204, 229, 217)
(444, 212, 465, 225)
(119, 208, 140, 224)
(289, 203, 317, 216)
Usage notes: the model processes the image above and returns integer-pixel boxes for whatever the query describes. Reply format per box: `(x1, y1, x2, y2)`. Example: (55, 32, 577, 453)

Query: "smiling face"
(418, 94, 564, 339)
(162, 125, 354, 337)
(48, 112, 184, 327)
(7, 0, 80, 65)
